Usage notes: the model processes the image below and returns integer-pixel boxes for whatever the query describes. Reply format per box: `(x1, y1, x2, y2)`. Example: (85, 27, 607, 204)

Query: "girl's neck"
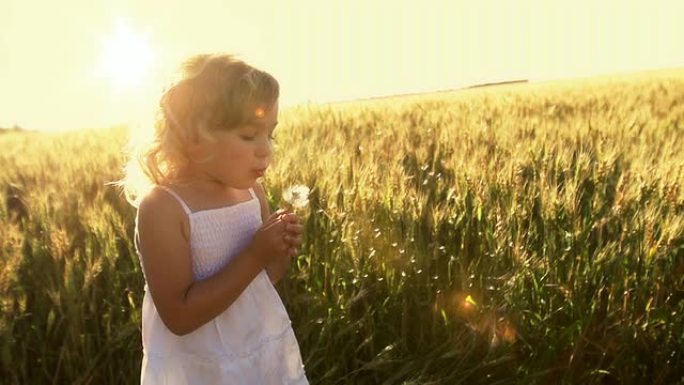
(172, 170, 232, 196)
(167, 173, 251, 211)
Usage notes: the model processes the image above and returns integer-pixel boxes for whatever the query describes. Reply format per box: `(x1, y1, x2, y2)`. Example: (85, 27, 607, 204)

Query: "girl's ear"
(187, 141, 203, 163)
(186, 128, 216, 164)
(186, 131, 206, 162)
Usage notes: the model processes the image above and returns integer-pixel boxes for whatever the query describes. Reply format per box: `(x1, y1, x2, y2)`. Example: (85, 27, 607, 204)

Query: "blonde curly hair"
(122, 53, 279, 206)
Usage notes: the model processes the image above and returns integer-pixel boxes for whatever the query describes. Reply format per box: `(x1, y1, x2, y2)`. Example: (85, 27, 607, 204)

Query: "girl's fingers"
(279, 212, 299, 223)
(268, 209, 288, 222)
(284, 236, 303, 247)
(262, 217, 286, 232)
(261, 220, 278, 232)
(261, 212, 281, 229)
(264, 210, 302, 257)
(285, 224, 304, 234)
(263, 210, 295, 231)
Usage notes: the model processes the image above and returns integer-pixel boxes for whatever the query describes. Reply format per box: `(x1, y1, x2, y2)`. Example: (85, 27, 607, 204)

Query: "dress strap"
(248, 188, 257, 200)
(157, 185, 193, 215)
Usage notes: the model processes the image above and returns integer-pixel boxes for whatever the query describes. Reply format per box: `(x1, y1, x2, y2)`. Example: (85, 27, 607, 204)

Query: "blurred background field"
(1, 70, 683, 384)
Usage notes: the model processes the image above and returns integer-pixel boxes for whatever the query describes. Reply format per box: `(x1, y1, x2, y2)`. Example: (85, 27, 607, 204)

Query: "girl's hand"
(278, 211, 303, 257)
(248, 210, 295, 266)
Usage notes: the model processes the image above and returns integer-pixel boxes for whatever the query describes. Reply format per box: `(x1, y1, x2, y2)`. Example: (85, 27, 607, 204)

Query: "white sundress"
(136, 186, 309, 385)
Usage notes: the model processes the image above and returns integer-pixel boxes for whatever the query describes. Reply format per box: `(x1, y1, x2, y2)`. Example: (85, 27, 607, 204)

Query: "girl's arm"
(137, 187, 291, 336)
(253, 182, 302, 284)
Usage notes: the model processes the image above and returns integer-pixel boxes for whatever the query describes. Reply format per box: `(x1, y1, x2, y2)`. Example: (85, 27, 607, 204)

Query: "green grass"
(1, 70, 684, 384)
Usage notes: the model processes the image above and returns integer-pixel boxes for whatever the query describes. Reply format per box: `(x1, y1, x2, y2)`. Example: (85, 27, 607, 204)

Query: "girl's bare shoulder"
(137, 186, 190, 240)
(139, 186, 180, 213)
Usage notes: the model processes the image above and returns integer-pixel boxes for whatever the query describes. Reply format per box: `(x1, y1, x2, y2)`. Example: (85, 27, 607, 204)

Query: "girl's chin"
(241, 177, 263, 188)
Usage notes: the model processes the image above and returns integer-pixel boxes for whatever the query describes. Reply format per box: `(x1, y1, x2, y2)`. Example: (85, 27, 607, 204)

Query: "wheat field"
(1, 70, 683, 384)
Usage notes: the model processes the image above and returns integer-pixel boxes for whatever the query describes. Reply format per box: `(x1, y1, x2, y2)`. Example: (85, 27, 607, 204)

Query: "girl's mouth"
(254, 168, 267, 177)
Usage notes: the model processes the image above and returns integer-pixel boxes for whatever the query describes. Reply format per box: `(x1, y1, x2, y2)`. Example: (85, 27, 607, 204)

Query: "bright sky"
(1, 0, 683, 132)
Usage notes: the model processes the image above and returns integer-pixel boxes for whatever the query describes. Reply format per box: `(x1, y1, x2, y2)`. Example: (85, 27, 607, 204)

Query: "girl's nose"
(256, 137, 272, 158)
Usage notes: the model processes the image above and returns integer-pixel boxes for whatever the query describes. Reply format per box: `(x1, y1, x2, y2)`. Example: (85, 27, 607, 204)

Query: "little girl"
(123, 54, 309, 384)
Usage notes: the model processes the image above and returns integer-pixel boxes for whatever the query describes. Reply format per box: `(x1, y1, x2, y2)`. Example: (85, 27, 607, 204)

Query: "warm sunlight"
(1, 0, 683, 131)
(97, 21, 155, 95)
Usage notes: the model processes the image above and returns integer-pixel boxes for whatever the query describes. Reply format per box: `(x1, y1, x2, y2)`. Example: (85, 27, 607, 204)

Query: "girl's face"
(191, 102, 278, 189)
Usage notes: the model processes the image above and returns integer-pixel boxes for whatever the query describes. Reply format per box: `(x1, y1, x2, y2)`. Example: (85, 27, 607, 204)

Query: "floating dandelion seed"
(283, 184, 310, 210)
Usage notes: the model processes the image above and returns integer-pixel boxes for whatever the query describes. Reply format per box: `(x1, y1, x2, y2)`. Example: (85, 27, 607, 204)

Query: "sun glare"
(98, 21, 155, 94)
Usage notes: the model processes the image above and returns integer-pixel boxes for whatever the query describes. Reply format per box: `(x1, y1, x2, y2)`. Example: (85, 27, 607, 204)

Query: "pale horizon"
(1, 0, 683, 132)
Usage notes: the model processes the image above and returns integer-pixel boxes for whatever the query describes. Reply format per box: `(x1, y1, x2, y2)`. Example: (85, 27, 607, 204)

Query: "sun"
(98, 21, 155, 94)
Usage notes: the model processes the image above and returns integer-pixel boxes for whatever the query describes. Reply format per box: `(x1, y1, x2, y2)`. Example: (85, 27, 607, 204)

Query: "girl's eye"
(240, 135, 256, 141)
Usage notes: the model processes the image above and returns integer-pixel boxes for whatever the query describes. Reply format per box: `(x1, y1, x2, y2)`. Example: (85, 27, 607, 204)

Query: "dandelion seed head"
(283, 184, 310, 209)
